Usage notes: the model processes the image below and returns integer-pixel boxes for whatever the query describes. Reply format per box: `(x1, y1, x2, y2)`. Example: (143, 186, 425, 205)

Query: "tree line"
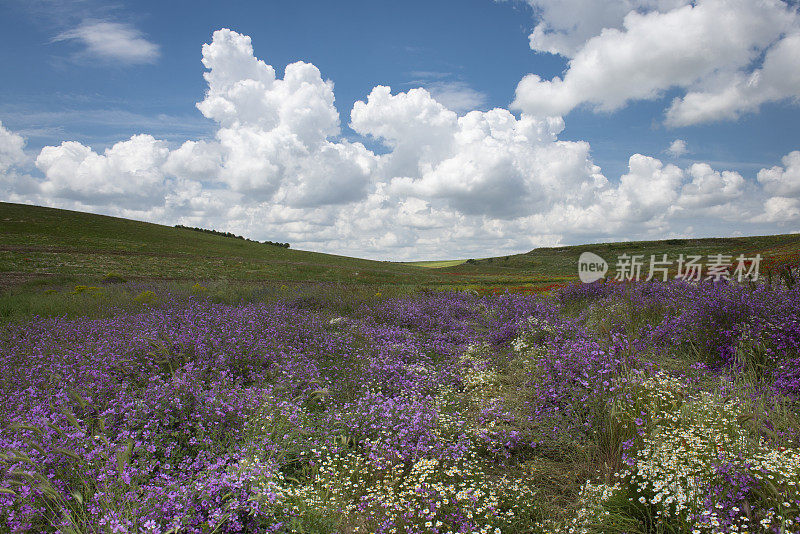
(175, 225, 290, 248)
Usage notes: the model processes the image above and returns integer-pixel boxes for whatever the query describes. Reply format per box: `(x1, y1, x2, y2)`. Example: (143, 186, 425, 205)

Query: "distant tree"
(175, 224, 289, 248)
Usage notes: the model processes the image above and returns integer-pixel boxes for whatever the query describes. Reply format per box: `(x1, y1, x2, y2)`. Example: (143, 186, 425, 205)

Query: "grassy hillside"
(3, 201, 800, 298)
(440, 234, 800, 293)
(0, 202, 451, 289)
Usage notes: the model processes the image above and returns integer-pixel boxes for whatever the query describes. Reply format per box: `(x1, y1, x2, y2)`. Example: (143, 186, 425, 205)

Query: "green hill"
(3, 201, 800, 297)
(450, 234, 800, 275)
(0, 201, 449, 290)
(437, 234, 800, 293)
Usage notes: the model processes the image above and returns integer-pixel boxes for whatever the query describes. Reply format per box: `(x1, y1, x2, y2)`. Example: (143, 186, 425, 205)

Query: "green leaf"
(10, 423, 43, 434)
(67, 389, 88, 410)
(60, 408, 82, 431)
(54, 447, 82, 461)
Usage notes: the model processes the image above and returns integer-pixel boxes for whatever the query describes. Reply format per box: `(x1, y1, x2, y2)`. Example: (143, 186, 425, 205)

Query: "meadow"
(5, 200, 800, 305)
(0, 278, 799, 533)
(2, 203, 800, 533)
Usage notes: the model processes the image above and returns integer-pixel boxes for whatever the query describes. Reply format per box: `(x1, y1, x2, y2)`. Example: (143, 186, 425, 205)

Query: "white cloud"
(513, 0, 797, 121)
(424, 81, 488, 114)
(5, 27, 800, 260)
(351, 85, 459, 181)
(163, 140, 223, 183)
(0, 122, 39, 201)
(757, 196, 800, 223)
(352, 85, 597, 218)
(755, 151, 800, 224)
(521, 0, 691, 57)
(0, 121, 28, 172)
(352, 86, 459, 151)
(758, 151, 800, 196)
(35, 134, 169, 208)
(678, 163, 745, 210)
(502, 152, 753, 241)
(667, 139, 687, 157)
(54, 20, 160, 64)
(606, 154, 683, 225)
(665, 32, 800, 126)
(196, 29, 375, 206)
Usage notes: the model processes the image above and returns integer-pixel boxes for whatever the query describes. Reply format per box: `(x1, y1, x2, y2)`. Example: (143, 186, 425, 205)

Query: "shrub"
(133, 290, 157, 305)
(101, 272, 126, 284)
(190, 282, 208, 295)
(71, 285, 104, 296)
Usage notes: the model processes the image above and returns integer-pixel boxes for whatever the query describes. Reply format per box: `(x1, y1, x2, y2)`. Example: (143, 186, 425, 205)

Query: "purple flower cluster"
(0, 279, 798, 532)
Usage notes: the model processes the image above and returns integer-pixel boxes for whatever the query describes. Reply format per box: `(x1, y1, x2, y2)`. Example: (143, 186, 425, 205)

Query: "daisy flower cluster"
(459, 343, 500, 391)
(281, 447, 538, 534)
(615, 373, 800, 533)
(540, 480, 621, 534)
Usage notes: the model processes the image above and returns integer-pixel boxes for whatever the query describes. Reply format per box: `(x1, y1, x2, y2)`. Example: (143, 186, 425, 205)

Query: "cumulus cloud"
(0, 121, 28, 172)
(613, 154, 682, 221)
(757, 196, 800, 223)
(163, 140, 223, 183)
(678, 163, 745, 210)
(0, 122, 40, 201)
(35, 134, 170, 208)
(196, 29, 375, 206)
(665, 32, 800, 126)
(758, 151, 800, 196)
(54, 20, 160, 64)
(513, 0, 798, 122)
(754, 151, 800, 224)
(520, 0, 690, 57)
(4, 27, 800, 259)
(352, 85, 601, 218)
(510, 151, 756, 241)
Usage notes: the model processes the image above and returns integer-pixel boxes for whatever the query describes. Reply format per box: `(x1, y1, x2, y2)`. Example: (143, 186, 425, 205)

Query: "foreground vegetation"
(3, 202, 800, 532)
(1, 277, 799, 533)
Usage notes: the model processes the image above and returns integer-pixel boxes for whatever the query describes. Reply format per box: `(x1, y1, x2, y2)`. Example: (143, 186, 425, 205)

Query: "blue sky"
(1, 1, 552, 144)
(1, 0, 800, 259)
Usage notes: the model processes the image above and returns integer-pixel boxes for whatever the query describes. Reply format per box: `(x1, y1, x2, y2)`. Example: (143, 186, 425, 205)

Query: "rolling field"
(4, 201, 800, 299)
(0, 202, 452, 289)
(1, 202, 800, 533)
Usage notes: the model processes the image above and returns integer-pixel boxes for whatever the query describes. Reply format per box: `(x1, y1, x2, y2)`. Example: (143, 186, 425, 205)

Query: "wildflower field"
(1, 276, 799, 534)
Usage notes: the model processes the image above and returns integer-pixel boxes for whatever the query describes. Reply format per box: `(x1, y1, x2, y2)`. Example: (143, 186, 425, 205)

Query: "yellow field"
(405, 259, 467, 268)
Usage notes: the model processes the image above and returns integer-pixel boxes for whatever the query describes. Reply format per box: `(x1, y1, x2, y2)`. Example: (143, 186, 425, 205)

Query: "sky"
(1, 0, 800, 260)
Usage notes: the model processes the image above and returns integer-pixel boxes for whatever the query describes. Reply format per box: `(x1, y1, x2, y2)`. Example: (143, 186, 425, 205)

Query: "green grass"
(404, 259, 466, 268)
(0, 201, 453, 289)
(4, 200, 800, 323)
(446, 234, 800, 279)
